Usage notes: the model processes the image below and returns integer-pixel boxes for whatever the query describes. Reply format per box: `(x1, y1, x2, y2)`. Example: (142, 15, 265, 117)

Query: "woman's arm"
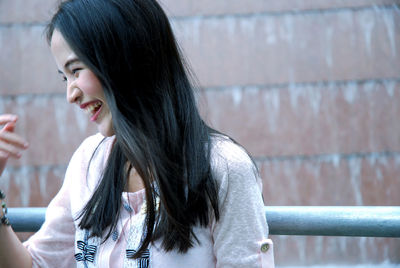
(0, 114, 32, 267)
(22, 133, 105, 267)
(0, 225, 32, 268)
(211, 141, 275, 268)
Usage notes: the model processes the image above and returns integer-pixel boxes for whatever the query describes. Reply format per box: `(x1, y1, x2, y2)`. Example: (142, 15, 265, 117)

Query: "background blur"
(0, 0, 399, 266)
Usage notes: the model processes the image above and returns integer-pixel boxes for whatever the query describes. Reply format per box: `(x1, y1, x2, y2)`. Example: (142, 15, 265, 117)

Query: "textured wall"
(0, 0, 399, 266)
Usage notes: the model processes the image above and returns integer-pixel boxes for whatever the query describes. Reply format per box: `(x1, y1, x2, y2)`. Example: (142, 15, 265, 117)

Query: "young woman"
(0, 0, 274, 267)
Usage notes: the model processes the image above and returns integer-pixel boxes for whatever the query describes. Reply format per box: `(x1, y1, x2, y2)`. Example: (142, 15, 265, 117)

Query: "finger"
(4, 122, 15, 132)
(0, 130, 29, 149)
(0, 151, 9, 159)
(0, 141, 23, 159)
(0, 114, 18, 125)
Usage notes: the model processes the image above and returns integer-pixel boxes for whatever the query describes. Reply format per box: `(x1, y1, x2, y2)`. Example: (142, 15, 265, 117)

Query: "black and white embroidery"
(126, 249, 150, 268)
(123, 203, 133, 213)
(124, 198, 158, 267)
(75, 230, 97, 264)
(112, 229, 119, 241)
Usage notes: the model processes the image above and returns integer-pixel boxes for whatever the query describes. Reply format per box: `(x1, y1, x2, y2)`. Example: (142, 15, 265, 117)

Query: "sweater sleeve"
(23, 134, 105, 268)
(211, 140, 274, 268)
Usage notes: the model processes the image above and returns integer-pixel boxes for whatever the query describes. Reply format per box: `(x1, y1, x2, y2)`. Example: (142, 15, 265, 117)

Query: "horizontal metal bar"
(8, 207, 46, 232)
(8, 206, 400, 237)
(266, 206, 400, 237)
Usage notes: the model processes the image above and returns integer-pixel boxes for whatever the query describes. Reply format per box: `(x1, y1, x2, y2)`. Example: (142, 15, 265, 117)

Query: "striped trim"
(75, 230, 97, 264)
(126, 249, 150, 268)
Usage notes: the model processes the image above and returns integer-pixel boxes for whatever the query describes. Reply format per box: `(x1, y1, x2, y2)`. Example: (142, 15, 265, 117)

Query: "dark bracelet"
(0, 190, 10, 226)
(0, 189, 5, 200)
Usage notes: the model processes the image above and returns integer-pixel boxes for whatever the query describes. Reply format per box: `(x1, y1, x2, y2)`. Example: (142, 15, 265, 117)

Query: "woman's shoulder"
(70, 133, 114, 164)
(65, 133, 115, 191)
(210, 134, 254, 168)
(209, 134, 259, 189)
(209, 134, 263, 217)
(78, 132, 109, 149)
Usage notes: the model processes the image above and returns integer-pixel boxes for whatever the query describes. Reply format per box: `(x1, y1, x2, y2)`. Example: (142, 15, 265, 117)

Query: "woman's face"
(50, 30, 114, 137)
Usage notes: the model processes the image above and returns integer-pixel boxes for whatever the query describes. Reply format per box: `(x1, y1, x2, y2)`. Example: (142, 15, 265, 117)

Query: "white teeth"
(85, 102, 102, 114)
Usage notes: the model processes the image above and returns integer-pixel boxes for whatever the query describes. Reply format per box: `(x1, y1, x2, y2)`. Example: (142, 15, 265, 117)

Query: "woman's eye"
(72, 68, 82, 76)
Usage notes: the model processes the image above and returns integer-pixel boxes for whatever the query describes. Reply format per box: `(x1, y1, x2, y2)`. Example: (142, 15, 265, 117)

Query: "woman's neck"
(124, 164, 145, 193)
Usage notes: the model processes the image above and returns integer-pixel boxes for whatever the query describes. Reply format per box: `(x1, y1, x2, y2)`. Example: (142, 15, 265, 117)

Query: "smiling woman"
(0, 0, 274, 267)
(51, 30, 114, 136)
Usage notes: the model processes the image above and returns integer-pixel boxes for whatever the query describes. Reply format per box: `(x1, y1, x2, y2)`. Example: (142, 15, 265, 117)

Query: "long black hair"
(46, 0, 220, 257)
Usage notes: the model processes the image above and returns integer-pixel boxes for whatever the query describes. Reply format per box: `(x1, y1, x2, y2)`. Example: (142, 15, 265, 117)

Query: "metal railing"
(8, 206, 400, 237)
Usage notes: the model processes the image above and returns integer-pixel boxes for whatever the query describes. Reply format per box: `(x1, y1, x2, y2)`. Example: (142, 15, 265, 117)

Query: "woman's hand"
(0, 114, 29, 176)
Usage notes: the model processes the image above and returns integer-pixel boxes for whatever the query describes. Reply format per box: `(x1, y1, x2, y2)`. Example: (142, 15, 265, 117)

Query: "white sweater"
(24, 133, 274, 267)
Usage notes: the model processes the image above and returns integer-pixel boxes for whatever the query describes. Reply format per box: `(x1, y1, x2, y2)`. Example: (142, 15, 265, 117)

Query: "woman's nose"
(67, 81, 81, 104)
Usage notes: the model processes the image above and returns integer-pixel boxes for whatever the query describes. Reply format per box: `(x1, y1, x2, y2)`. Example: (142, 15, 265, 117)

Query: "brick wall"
(0, 0, 399, 266)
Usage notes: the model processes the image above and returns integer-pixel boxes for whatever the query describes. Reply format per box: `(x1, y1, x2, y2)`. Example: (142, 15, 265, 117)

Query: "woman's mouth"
(82, 101, 103, 122)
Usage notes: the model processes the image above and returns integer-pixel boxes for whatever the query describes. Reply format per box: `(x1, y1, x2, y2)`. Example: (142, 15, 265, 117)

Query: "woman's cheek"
(80, 71, 103, 95)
